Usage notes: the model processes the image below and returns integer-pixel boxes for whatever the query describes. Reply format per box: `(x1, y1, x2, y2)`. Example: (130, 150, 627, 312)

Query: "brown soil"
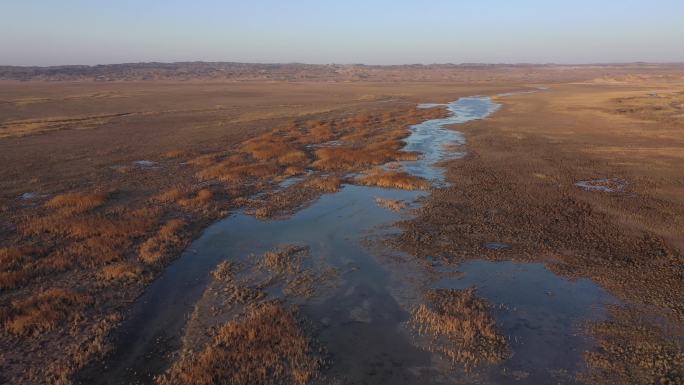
(395, 82, 684, 384)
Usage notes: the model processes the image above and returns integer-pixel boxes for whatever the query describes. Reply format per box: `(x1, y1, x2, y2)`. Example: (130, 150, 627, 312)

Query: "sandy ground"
(1, 68, 684, 384)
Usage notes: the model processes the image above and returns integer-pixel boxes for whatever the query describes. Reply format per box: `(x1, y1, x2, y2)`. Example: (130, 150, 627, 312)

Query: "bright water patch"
(400, 96, 500, 183)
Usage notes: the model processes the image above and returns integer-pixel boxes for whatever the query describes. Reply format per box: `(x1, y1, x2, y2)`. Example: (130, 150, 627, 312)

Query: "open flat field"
(1, 64, 684, 384)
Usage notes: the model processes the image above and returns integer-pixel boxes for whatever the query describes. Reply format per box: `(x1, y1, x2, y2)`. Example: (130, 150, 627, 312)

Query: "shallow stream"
(81, 94, 616, 385)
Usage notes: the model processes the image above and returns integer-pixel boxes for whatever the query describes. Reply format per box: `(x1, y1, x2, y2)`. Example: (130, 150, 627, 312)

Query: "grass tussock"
(0, 247, 41, 289)
(139, 218, 188, 265)
(0, 288, 92, 336)
(46, 191, 109, 214)
(257, 245, 308, 276)
(157, 302, 321, 385)
(410, 288, 508, 368)
(375, 197, 408, 211)
(242, 136, 310, 166)
(303, 176, 343, 193)
(178, 189, 214, 209)
(356, 169, 431, 190)
(97, 262, 143, 283)
(198, 161, 282, 184)
(5, 207, 161, 288)
(154, 187, 187, 203)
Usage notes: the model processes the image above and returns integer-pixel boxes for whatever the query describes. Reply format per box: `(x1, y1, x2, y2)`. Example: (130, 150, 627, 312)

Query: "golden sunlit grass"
(4, 206, 161, 289)
(311, 141, 417, 171)
(46, 191, 109, 214)
(139, 218, 188, 265)
(410, 288, 508, 368)
(356, 168, 431, 190)
(157, 302, 321, 385)
(242, 136, 310, 166)
(0, 288, 92, 336)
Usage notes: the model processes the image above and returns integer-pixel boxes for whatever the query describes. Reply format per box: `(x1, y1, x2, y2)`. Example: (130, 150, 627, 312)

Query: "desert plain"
(1, 63, 684, 384)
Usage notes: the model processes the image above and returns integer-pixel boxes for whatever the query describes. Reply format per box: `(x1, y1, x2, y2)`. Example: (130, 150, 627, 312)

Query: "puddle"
(418, 103, 446, 109)
(575, 178, 627, 193)
(484, 242, 511, 250)
(432, 261, 618, 384)
(133, 160, 158, 168)
(79, 94, 616, 385)
(18, 192, 42, 200)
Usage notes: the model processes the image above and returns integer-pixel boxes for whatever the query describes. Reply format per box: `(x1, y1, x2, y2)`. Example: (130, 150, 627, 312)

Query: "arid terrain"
(1, 63, 684, 385)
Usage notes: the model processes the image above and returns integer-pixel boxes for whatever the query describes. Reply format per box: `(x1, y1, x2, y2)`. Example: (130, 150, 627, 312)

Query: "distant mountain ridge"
(1, 61, 683, 82)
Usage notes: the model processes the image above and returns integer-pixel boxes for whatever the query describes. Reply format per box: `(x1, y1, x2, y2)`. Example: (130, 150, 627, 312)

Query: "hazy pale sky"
(2, 0, 683, 66)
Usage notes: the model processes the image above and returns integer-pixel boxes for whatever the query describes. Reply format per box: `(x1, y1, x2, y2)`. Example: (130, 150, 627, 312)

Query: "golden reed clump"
(410, 288, 509, 369)
(139, 219, 189, 265)
(356, 168, 431, 190)
(45, 191, 109, 214)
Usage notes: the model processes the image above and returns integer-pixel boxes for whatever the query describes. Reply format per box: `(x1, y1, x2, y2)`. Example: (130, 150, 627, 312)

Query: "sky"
(1, 0, 683, 66)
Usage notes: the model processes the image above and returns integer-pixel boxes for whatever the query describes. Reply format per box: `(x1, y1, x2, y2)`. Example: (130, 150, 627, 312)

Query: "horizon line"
(3, 60, 684, 69)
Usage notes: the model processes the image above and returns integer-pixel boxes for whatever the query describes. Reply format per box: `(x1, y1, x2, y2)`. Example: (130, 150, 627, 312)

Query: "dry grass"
(139, 218, 188, 265)
(242, 136, 310, 166)
(303, 176, 343, 193)
(410, 288, 508, 368)
(97, 262, 143, 283)
(4, 206, 161, 289)
(256, 245, 308, 276)
(46, 191, 109, 214)
(356, 168, 431, 190)
(157, 302, 321, 385)
(0, 247, 40, 289)
(197, 161, 282, 184)
(312, 142, 418, 171)
(375, 197, 408, 211)
(177, 189, 214, 209)
(0, 288, 92, 336)
(154, 187, 187, 203)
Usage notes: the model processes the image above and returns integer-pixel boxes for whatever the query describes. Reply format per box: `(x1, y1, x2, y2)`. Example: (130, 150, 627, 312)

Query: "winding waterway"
(79, 94, 616, 385)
